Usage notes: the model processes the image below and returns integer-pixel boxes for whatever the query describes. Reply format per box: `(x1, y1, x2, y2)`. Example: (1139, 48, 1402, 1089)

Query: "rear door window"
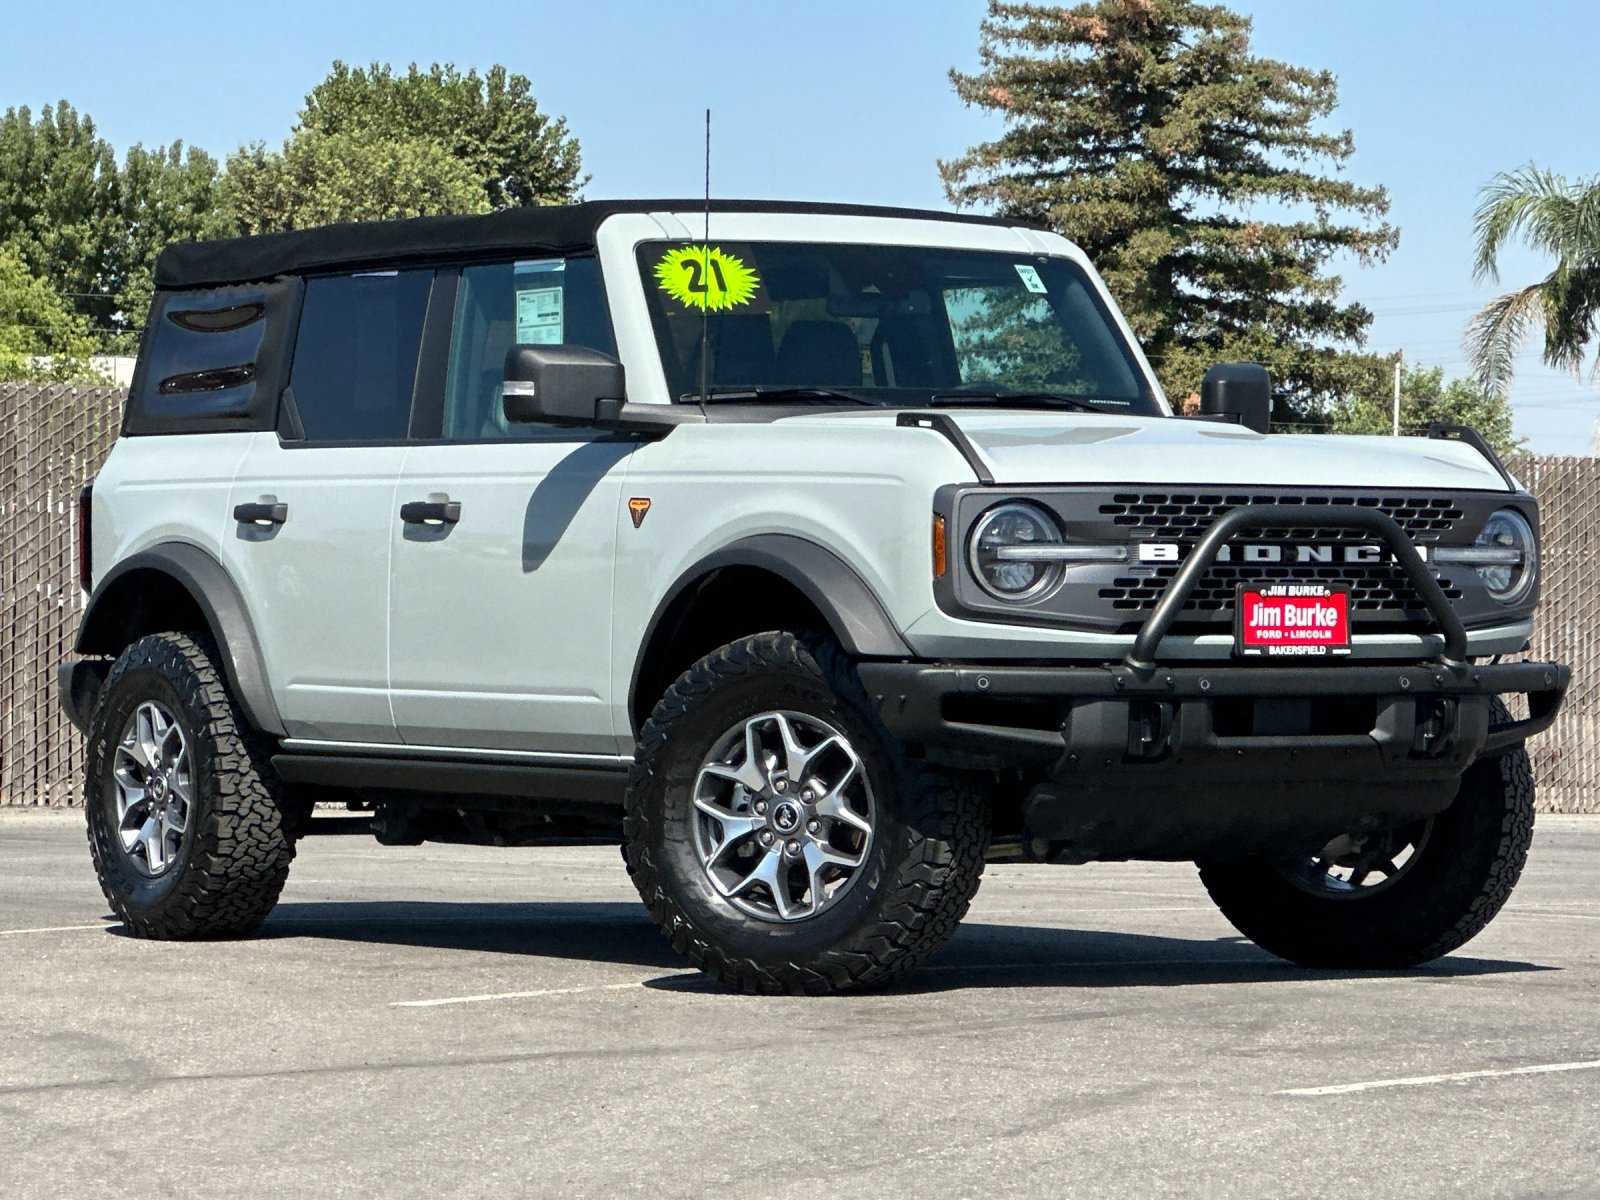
(288, 270, 433, 442)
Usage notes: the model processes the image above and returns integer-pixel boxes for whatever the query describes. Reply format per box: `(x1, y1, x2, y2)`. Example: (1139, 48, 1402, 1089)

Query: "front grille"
(1097, 492, 1465, 543)
(945, 485, 1509, 637)
(1092, 491, 1473, 623)
(1100, 562, 1465, 614)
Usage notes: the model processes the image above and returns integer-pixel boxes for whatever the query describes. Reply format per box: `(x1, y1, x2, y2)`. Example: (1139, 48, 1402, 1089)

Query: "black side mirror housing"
(503, 344, 627, 427)
(1199, 362, 1272, 435)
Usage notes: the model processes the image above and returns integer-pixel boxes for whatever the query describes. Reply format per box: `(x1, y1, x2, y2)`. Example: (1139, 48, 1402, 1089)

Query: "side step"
(271, 753, 627, 806)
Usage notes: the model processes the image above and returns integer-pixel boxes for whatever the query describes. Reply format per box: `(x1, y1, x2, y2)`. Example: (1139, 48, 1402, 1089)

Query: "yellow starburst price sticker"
(653, 245, 761, 311)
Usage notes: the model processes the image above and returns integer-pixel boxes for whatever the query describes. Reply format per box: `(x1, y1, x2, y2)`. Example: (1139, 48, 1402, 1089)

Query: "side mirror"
(1199, 362, 1272, 435)
(502, 344, 626, 427)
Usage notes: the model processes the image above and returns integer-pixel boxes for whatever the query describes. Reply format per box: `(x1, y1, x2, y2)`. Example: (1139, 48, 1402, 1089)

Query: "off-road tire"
(624, 632, 988, 994)
(85, 632, 295, 939)
(1199, 721, 1534, 968)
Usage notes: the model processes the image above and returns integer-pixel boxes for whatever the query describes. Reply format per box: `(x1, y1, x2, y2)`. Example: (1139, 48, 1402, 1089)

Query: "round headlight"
(968, 502, 1064, 601)
(1475, 508, 1538, 605)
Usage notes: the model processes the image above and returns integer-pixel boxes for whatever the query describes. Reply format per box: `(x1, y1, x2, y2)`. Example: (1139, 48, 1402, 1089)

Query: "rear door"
(221, 269, 433, 744)
(386, 256, 634, 755)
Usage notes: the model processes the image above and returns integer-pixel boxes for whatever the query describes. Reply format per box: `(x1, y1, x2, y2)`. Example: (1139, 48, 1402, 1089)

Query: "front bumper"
(855, 657, 1569, 861)
(860, 657, 1568, 760)
(863, 499, 1568, 861)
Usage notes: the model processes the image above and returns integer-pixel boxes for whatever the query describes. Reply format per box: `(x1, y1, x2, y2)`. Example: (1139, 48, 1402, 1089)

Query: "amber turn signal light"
(932, 513, 948, 579)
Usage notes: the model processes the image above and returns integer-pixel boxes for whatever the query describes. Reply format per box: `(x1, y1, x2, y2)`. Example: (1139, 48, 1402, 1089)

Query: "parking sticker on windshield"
(654, 245, 761, 311)
(1014, 263, 1049, 294)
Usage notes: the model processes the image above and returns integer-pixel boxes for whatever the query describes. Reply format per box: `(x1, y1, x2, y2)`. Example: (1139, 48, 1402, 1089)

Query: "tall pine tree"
(942, 0, 1397, 420)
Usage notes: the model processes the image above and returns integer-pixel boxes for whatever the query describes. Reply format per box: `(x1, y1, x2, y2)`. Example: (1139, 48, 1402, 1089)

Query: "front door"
(386, 256, 633, 755)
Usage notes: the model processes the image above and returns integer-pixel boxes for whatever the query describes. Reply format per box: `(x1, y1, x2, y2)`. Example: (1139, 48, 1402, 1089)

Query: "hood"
(784, 410, 1514, 492)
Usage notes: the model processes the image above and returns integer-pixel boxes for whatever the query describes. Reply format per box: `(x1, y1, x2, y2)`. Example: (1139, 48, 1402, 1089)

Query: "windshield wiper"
(686, 386, 878, 406)
(928, 389, 1100, 413)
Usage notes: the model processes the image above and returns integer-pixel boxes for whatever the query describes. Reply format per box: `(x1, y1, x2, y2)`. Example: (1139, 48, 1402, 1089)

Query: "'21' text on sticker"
(653, 245, 761, 311)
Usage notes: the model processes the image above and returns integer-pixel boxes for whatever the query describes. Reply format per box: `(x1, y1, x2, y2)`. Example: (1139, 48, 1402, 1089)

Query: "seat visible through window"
(776, 320, 861, 387)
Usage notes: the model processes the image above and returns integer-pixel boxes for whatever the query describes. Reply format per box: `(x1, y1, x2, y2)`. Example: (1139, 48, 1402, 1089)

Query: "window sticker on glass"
(1014, 263, 1050, 295)
(515, 260, 565, 345)
(653, 244, 762, 311)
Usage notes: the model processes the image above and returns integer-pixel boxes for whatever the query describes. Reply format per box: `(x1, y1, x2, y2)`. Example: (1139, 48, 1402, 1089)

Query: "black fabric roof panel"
(154, 199, 1033, 290)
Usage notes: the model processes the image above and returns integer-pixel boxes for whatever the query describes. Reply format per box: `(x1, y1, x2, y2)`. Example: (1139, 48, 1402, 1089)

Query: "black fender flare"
(628, 533, 913, 721)
(75, 542, 286, 736)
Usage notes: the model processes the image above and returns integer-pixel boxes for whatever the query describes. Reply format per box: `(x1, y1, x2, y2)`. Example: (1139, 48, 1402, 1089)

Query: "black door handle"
(400, 498, 462, 525)
(233, 500, 288, 525)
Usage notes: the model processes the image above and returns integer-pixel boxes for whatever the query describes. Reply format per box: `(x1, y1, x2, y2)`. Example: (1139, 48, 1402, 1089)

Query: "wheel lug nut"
(754, 800, 768, 815)
(772, 778, 787, 793)
(760, 830, 775, 846)
(806, 820, 820, 835)
(785, 840, 800, 856)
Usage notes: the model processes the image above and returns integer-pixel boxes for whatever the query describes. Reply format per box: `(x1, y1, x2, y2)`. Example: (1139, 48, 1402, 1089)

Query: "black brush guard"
(858, 505, 1570, 861)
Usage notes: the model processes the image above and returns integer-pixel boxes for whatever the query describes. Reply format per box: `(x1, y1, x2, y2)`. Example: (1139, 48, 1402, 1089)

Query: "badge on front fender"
(1235, 583, 1351, 658)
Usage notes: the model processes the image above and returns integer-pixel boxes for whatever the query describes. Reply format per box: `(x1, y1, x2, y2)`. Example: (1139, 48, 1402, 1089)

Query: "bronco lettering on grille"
(1136, 543, 1428, 565)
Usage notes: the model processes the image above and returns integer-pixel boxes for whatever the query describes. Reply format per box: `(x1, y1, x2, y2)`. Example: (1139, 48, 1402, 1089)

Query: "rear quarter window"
(124, 278, 303, 436)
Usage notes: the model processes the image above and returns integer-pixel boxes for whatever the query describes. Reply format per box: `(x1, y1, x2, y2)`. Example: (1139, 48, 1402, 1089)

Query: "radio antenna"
(699, 107, 711, 406)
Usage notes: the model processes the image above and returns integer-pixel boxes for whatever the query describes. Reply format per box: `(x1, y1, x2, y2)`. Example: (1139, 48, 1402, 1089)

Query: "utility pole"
(1392, 355, 1403, 436)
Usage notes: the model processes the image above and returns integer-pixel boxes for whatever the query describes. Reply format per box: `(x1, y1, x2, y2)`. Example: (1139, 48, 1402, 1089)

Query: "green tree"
(0, 102, 119, 326)
(1328, 364, 1520, 456)
(1467, 165, 1600, 394)
(108, 141, 230, 346)
(221, 131, 491, 235)
(941, 0, 1397, 419)
(0, 243, 99, 381)
(217, 61, 583, 234)
(299, 62, 584, 209)
(0, 105, 229, 341)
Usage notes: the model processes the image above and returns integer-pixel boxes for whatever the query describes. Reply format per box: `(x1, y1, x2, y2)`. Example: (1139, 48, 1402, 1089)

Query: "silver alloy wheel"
(1279, 818, 1434, 900)
(691, 711, 876, 923)
(111, 701, 193, 878)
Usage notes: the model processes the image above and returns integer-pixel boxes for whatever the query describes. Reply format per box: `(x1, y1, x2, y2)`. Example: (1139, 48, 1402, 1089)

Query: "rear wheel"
(624, 632, 989, 993)
(85, 633, 295, 939)
(1200, 739, 1534, 968)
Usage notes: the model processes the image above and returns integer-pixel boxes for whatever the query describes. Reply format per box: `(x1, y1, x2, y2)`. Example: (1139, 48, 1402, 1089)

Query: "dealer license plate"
(1235, 583, 1351, 658)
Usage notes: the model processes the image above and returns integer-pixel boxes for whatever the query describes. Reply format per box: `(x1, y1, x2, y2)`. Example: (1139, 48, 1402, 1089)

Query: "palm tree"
(1466, 165, 1600, 394)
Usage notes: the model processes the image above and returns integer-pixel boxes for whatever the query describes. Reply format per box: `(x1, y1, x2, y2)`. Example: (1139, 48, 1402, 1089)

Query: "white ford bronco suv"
(61, 200, 1570, 993)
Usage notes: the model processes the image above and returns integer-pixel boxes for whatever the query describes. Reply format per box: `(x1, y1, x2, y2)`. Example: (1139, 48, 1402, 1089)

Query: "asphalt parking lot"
(2, 809, 1596, 1199)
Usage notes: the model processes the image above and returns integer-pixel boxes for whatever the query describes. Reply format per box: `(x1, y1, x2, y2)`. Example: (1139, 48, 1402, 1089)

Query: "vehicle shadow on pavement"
(252, 901, 1553, 990)
(876, 920, 1554, 993)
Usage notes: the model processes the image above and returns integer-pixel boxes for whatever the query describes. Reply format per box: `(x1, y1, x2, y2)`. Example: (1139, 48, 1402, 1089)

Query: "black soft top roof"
(153, 199, 1029, 290)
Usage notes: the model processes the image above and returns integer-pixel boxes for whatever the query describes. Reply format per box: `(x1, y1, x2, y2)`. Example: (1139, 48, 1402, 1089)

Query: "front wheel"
(623, 633, 989, 994)
(1199, 743, 1535, 968)
(84, 632, 296, 939)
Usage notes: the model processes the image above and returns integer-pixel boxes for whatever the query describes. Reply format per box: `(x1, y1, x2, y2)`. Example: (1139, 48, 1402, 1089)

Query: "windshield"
(635, 240, 1160, 413)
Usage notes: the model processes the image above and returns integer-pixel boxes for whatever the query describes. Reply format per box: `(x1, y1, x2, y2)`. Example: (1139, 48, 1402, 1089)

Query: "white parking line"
(1504, 909, 1600, 921)
(0, 923, 115, 937)
(976, 905, 1213, 918)
(390, 981, 647, 1007)
(1279, 1059, 1600, 1097)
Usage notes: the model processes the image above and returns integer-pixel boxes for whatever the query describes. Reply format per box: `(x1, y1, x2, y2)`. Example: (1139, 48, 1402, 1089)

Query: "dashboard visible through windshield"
(635, 240, 1160, 414)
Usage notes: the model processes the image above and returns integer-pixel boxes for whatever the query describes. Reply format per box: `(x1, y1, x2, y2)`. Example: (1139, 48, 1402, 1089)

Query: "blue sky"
(6, 0, 1595, 451)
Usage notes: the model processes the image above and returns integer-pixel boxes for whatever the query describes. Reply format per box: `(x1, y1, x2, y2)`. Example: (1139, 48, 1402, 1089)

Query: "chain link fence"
(1, 382, 1596, 810)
